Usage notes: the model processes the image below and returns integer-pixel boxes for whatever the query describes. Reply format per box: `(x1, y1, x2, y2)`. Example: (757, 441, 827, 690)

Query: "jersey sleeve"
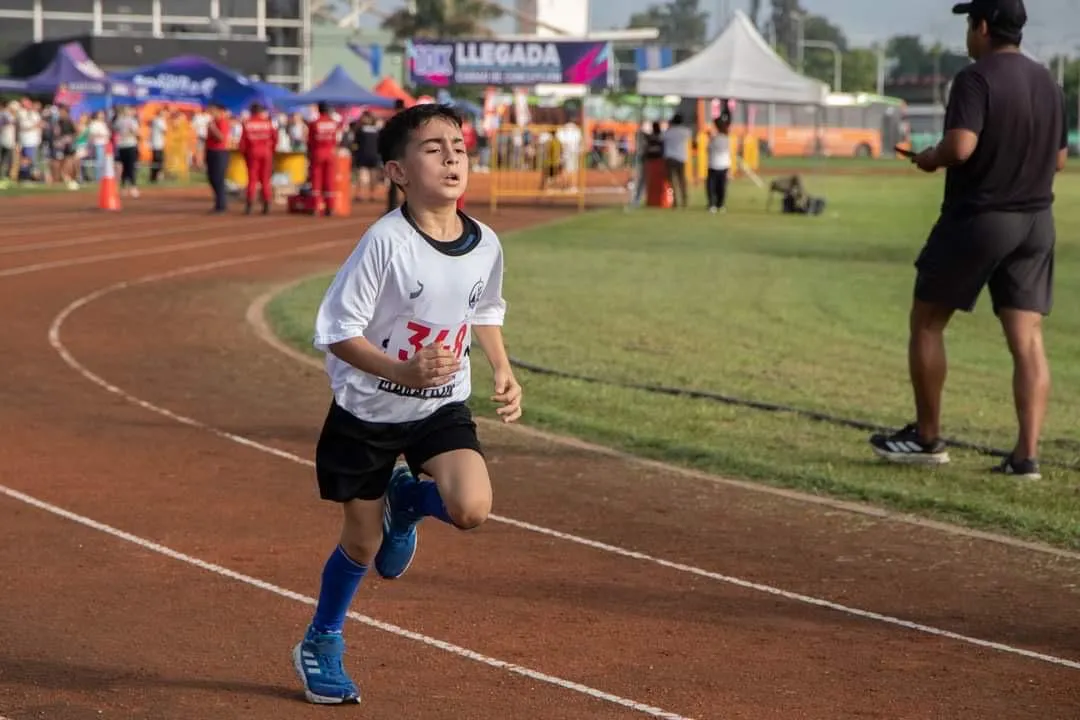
(313, 233, 394, 351)
(472, 241, 507, 326)
(944, 69, 988, 135)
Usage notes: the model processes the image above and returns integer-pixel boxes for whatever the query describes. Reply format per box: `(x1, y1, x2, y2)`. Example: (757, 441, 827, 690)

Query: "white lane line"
(0, 207, 197, 238)
(0, 224, 350, 279)
(0, 217, 259, 254)
(0, 483, 691, 720)
(32, 239, 694, 718)
(45, 245, 1080, 675)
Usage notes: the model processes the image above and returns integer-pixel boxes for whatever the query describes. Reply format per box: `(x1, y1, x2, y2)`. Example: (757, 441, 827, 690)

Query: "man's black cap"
(952, 0, 1027, 35)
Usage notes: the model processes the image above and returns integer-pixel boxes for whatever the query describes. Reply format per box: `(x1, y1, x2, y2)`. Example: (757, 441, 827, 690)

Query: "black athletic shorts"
(914, 208, 1055, 315)
(315, 399, 483, 503)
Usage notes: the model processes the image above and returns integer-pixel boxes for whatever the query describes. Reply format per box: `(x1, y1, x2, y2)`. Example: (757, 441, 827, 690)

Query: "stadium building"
(0, 0, 311, 90)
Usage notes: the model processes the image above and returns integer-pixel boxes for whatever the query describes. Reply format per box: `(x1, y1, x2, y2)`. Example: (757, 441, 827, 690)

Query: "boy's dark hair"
(377, 103, 464, 164)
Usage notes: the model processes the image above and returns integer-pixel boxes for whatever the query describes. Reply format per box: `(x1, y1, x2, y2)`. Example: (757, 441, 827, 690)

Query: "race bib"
(387, 318, 470, 363)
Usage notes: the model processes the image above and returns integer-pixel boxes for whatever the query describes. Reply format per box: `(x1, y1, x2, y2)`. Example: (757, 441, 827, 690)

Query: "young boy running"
(293, 104, 523, 705)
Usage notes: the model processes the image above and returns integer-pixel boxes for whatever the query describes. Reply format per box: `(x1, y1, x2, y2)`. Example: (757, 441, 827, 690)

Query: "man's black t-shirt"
(942, 51, 1067, 215)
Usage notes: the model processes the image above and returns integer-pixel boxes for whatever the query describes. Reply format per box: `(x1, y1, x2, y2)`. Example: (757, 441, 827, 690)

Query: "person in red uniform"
(306, 102, 340, 217)
(240, 102, 276, 215)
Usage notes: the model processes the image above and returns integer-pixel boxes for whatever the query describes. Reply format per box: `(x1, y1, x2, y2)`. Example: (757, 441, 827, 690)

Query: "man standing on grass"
(869, 0, 1068, 480)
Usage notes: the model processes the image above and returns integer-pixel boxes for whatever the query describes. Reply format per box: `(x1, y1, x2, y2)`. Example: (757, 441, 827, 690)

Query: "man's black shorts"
(315, 399, 483, 503)
(914, 208, 1055, 315)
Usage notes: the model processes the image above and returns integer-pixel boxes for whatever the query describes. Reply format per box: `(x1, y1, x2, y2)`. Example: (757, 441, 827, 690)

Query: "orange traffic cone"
(98, 144, 121, 212)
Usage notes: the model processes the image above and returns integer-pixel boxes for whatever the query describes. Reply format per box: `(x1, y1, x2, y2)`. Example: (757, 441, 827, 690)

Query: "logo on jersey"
(409, 281, 424, 299)
(468, 280, 484, 310)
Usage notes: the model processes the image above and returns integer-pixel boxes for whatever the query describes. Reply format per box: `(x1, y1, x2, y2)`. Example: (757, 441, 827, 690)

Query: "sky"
(591, 0, 1080, 56)
(361, 0, 1080, 58)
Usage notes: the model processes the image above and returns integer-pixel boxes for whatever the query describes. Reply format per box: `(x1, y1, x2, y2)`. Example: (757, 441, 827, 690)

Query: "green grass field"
(268, 169, 1080, 550)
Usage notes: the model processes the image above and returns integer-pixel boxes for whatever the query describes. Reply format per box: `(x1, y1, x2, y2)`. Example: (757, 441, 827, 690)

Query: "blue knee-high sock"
(311, 545, 368, 634)
(406, 478, 454, 525)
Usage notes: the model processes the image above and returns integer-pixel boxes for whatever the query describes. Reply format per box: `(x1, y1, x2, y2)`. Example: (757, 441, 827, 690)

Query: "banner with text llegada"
(406, 39, 613, 90)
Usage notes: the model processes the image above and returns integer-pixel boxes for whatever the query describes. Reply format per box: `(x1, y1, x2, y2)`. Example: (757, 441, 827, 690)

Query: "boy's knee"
(447, 496, 491, 530)
(339, 516, 384, 565)
(338, 536, 380, 566)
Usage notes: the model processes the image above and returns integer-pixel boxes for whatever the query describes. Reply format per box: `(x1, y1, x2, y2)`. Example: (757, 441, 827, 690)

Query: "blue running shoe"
(374, 465, 422, 579)
(292, 626, 361, 705)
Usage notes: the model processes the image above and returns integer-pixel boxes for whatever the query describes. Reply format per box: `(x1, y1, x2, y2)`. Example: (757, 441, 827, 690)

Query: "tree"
(748, 0, 764, 29)
(627, 0, 709, 50)
(381, 0, 503, 41)
(1058, 57, 1079, 134)
(769, 0, 804, 61)
(841, 48, 880, 93)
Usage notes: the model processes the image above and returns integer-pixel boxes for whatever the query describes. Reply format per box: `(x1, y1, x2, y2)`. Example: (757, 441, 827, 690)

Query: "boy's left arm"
(473, 325, 521, 423)
(471, 244, 522, 423)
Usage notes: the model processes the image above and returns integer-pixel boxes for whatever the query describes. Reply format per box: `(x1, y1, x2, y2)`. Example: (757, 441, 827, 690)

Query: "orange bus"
(729, 93, 910, 159)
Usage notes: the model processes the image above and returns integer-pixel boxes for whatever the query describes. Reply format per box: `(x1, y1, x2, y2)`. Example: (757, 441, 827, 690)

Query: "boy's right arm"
(314, 234, 459, 390)
(329, 339, 459, 389)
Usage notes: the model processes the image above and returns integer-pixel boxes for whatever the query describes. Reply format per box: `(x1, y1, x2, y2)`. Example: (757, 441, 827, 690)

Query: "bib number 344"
(394, 320, 469, 362)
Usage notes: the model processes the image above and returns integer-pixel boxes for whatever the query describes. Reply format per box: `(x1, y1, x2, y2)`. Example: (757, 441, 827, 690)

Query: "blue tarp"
(435, 89, 482, 118)
(110, 56, 293, 112)
(286, 65, 396, 109)
(1, 42, 136, 97)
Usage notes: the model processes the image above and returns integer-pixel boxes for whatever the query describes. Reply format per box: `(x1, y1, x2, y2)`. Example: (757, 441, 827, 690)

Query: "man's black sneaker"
(869, 423, 950, 465)
(991, 455, 1042, 480)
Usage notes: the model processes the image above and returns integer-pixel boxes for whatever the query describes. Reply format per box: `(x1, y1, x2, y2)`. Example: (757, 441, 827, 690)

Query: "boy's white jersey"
(314, 207, 506, 424)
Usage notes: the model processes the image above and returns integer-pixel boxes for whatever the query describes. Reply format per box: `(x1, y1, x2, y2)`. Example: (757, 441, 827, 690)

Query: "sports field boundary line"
(0, 482, 692, 720)
(42, 245, 1080, 673)
(247, 273, 1080, 563)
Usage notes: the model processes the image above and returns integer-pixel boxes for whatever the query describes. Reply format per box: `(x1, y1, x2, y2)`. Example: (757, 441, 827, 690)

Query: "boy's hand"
(491, 369, 522, 423)
(394, 346, 461, 389)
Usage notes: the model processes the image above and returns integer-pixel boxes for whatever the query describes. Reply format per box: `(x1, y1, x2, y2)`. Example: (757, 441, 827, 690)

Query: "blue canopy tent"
(286, 65, 396, 109)
(110, 56, 293, 113)
(249, 79, 298, 109)
(0, 78, 28, 92)
(435, 89, 482, 119)
(21, 42, 138, 97)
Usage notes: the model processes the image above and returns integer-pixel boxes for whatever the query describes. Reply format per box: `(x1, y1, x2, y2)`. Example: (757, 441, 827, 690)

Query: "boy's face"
(388, 117, 467, 204)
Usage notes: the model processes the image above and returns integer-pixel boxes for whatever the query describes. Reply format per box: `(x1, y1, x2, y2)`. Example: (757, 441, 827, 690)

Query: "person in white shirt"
(112, 105, 141, 197)
(0, 101, 17, 184)
(149, 109, 168, 183)
(661, 112, 695, 208)
(86, 110, 110, 178)
(293, 104, 522, 706)
(17, 101, 42, 173)
(707, 114, 733, 213)
(191, 110, 210, 171)
(555, 118, 583, 191)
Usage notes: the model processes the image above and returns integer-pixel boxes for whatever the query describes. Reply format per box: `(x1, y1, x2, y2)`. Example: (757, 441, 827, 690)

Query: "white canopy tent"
(637, 10, 828, 106)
